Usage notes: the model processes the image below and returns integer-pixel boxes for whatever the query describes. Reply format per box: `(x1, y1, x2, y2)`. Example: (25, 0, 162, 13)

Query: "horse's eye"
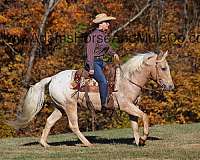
(161, 67, 167, 71)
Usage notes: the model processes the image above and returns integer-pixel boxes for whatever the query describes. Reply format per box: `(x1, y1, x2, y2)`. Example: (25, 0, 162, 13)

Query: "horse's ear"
(157, 50, 168, 62)
(144, 54, 157, 65)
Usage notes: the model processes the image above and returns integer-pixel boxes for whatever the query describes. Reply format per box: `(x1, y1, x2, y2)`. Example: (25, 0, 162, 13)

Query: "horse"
(8, 51, 174, 147)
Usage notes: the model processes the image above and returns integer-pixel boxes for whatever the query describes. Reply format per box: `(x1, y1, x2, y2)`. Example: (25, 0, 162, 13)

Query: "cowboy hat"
(92, 13, 116, 24)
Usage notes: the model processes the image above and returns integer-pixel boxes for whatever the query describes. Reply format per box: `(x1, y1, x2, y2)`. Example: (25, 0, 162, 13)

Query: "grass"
(0, 123, 199, 160)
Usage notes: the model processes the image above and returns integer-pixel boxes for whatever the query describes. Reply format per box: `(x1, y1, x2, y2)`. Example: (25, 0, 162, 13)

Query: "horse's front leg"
(129, 115, 140, 145)
(140, 109, 149, 142)
(120, 101, 149, 146)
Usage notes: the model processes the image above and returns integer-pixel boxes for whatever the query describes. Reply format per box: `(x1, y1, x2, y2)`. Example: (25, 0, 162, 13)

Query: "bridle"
(153, 61, 164, 89)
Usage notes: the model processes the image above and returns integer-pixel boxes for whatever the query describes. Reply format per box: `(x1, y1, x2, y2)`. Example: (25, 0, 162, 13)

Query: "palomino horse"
(9, 51, 174, 147)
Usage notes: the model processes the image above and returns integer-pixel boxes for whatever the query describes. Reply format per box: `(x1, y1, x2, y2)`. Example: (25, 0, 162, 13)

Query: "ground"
(0, 123, 199, 160)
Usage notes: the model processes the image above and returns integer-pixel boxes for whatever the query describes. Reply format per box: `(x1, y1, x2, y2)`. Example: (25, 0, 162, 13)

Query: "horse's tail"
(7, 77, 52, 129)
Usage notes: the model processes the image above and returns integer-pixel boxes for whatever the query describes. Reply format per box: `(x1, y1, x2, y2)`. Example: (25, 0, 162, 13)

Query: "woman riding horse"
(85, 13, 119, 109)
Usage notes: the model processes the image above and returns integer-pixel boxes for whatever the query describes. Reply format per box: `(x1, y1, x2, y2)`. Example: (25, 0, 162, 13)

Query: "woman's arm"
(107, 46, 120, 61)
(86, 32, 97, 71)
(107, 46, 116, 56)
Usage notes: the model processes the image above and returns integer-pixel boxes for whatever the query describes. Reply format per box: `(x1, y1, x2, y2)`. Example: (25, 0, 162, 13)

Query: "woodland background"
(0, 0, 200, 138)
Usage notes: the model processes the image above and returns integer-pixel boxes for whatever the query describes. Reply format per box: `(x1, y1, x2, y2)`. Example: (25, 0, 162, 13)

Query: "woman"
(85, 13, 119, 109)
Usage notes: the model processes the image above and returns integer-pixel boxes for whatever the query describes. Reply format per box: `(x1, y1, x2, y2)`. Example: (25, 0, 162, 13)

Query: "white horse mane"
(121, 52, 156, 78)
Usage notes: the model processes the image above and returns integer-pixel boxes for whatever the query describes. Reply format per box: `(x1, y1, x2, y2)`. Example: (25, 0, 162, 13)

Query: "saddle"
(71, 63, 119, 93)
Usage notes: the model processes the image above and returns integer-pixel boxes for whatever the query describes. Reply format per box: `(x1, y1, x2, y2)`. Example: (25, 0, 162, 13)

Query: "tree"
(24, 0, 62, 85)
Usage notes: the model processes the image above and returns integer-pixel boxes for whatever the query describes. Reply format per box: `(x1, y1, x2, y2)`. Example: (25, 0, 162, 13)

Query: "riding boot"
(102, 94, 114, 110)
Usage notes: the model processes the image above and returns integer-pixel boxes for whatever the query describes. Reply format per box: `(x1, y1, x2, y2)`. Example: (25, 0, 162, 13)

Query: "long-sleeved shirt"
(86, 29, 116, 70)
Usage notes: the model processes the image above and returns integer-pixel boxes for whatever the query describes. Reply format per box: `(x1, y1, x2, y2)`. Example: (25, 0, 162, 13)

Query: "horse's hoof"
(139, 137, 146, 146)
(87, 143, 95, 147)
(133, 140, 139, 146)
(40, 140, 50, 148)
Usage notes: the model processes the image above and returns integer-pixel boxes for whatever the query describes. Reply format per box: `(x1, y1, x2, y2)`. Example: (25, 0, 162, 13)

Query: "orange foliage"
(0, 15, 8, 24)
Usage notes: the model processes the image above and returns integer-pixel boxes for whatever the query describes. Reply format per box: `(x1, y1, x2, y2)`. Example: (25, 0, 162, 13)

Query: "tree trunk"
(155, 0, 164, 52)
(24, 0, 61, 85)
(24, 44, 38, 86)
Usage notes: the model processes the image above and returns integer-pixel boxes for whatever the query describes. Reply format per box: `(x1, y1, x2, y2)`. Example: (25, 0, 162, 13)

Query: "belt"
(94, 56, 103, 60)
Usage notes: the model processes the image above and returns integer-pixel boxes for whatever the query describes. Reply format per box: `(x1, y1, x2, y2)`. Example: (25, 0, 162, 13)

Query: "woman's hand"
(89, 70, 94, 75)
(114, 54, 120, 62)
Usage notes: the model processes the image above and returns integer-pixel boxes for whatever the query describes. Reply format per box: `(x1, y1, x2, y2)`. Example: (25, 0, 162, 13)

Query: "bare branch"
(50, 0, 62, 12)
(111, 0, 153, 37)
(133, 0, 140, 12)
(182, 0, 193, 46)
(2, 40, 19, 55)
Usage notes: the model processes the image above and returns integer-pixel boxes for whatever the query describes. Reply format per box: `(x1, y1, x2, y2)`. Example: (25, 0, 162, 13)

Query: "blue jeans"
(93, 59, 108, 106)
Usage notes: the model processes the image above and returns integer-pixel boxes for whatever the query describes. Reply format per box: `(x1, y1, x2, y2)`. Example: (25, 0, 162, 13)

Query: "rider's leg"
(93, 59, 108, 107)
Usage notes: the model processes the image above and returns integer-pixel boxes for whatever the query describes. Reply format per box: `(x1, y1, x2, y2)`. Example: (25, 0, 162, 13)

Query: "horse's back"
(52, 70, 76, 82)
(48, 70, 76, 104)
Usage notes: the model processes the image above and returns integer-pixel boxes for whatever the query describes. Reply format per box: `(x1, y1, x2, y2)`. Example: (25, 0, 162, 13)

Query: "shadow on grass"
(22, 136, 162, 147)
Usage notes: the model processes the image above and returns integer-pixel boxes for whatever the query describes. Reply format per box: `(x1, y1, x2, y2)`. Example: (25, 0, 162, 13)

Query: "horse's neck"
(120, 66, 150, 88)
(133, 68, 150, 87)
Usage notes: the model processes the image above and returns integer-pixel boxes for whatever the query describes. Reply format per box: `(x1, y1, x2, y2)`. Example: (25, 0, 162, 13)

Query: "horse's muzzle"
(164, 84, 174, 91)
(159, 79, 174, 91)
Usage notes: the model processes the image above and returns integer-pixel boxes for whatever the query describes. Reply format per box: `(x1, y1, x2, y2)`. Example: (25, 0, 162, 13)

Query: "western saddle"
(71, 63, 119, 109)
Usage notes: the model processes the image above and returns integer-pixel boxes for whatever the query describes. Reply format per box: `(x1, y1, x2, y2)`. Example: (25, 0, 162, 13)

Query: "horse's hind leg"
(40, 108, 62, 147)
(64, 102, 92, 147)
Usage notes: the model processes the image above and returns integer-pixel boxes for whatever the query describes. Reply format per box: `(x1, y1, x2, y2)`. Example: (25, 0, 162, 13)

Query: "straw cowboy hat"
(92, 13, 116, 24)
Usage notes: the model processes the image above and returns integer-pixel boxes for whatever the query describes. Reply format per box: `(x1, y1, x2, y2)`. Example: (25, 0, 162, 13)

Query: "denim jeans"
(93, 59, 108, 106)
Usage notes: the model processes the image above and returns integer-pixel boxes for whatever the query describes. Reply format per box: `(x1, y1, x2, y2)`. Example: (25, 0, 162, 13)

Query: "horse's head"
(145, 51, 174, 91)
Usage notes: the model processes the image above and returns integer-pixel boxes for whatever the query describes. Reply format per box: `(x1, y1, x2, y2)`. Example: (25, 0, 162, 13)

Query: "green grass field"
(0, 123, 199, 160)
